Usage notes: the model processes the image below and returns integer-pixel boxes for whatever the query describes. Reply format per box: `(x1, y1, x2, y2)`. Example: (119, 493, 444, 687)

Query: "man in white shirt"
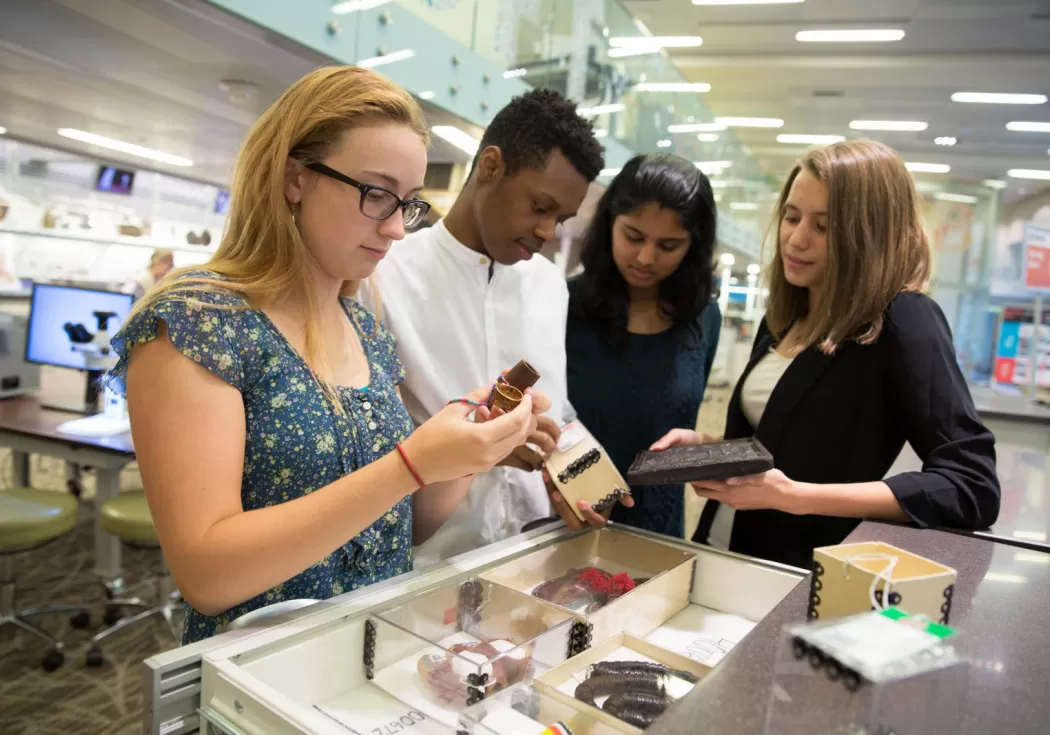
(360, 89, 605, 565)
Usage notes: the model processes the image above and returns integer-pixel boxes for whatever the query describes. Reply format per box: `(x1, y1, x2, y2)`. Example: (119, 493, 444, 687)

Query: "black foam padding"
(626, 437, 773, 485)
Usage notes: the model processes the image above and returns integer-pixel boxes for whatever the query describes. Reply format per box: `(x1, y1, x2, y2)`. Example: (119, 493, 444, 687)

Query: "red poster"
(1023, 224, 1050, 292)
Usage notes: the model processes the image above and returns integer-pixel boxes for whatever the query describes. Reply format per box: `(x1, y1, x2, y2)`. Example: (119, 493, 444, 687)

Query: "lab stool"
(0, 488, 92, 671)
(86, 492, 181, 666)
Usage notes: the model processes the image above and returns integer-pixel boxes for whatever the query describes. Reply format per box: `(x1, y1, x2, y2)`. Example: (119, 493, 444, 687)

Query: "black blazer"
(693, 292, 1000, 569)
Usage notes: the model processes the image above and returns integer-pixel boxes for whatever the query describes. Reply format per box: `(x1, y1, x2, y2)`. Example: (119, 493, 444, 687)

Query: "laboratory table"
(649, 521, 1050, 735)
(0, 396, 135, 583)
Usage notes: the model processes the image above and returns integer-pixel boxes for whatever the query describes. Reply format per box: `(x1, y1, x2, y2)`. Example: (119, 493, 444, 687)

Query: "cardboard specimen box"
(809, 542, 958, 624)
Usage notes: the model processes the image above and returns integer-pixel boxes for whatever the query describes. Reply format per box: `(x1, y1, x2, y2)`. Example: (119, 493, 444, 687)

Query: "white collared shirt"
(357, 220, 571, 566)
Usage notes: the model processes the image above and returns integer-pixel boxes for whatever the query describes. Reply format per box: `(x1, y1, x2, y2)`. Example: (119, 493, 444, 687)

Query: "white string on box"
(842, 553, 899, 611)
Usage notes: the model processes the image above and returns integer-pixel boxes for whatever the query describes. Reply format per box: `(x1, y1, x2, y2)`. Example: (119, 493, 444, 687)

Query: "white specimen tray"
(198, 526, 804, 735)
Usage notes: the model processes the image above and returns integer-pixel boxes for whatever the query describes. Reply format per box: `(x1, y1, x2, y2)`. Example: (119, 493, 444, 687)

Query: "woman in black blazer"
(653, 140, 1000, 570)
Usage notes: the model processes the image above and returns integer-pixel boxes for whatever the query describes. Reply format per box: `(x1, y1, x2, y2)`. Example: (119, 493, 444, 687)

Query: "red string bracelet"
(395, 442, 426, 489)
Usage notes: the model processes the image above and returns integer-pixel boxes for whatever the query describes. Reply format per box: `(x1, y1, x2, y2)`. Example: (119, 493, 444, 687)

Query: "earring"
(291, 202, 300, 227)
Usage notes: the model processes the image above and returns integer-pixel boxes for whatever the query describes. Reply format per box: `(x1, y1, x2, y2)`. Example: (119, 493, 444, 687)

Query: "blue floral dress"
(108, 271, 414, 644)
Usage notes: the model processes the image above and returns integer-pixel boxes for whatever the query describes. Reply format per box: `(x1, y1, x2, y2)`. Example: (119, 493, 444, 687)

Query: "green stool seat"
(0, 488, 78, 548)
(100, 492, 157, 545)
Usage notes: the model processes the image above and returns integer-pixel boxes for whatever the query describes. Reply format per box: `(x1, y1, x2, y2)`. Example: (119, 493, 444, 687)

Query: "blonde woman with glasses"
(653, 140, 1000, 568)
(107, 67, 545, 644)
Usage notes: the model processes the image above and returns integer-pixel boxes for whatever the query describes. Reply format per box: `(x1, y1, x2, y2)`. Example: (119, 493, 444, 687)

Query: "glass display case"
(195, 526, 804, 735)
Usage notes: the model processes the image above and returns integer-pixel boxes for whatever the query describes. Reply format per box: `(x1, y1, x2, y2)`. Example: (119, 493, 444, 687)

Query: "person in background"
(562, 154, 721, 536)
(653, 139, 1000, 568)
(109, 66, 544, 644)
(123, 248, 174, 301)
(359, 89, 606, 565)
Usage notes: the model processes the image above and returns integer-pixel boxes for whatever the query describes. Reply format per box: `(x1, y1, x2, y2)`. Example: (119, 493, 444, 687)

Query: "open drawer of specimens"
(479, 529, 697, 646)
(458, 683, 627, 735)
(364, 578, 577, 727)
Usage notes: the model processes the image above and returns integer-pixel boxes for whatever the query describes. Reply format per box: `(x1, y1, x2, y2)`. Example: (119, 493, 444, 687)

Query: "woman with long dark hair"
(558, 154, 721, 537)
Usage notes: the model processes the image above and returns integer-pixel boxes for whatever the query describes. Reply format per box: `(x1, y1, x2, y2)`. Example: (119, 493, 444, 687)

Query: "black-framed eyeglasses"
(305, 162, 431, 230)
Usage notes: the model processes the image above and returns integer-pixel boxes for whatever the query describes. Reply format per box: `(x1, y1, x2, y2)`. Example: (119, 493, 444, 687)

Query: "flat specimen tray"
(626, 437, 774, 485)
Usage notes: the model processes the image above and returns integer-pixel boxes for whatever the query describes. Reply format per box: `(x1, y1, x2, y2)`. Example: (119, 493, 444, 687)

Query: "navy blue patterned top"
(108, 271, 414, 644)
(566, 279, 721, 538)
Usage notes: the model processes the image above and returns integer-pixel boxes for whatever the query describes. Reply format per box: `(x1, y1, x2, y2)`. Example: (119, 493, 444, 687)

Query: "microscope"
(57, 310, 130, 436)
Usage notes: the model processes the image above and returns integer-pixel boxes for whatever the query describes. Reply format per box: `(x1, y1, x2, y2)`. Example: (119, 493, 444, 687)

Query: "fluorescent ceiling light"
(776, 134, 845, 145)
(594, 129, 609, 139)
(696, 133, 721, 142)
(1008, 169, 1050, 181)
(418, 90, 435, 101)
(695, 160, 732, 174)
(1013, 530, 1047, 541)
(694, 0, 803, 4)
(669, 122, 726, 133)
(1006, 121, 1050, 133)
(357, 49, 416, 68)
(634, 82, 711, 93)
(1015, 552, 1050, 565)
(796, 29, 905, 43)
(332, 0, 394, 13)
(608, 47, 662, 58)
(710, 180, 729, 188)
(730, 202, 759, 211)
(983, 179, 1007, 189)
(600, 167, 622, 177)
(905, 162, 950, 174)
(657, 139, 673, 148)
(503, 68, 527, 79)
(0, 126, 6, 135)
(952, 92, 1047, 105)
(56, 128, 193, 167)
(578, 103, 625, 116)
(850, 120, 928, 132)
(431, 125, 481, 156)
(713, 194, 723, 202)
(983, 572, 1027, 584)
(717, 117, 784, 128)
(934, 192, 978, 204)
(934, 136, 957, 146)
(609, 36, 702, 48)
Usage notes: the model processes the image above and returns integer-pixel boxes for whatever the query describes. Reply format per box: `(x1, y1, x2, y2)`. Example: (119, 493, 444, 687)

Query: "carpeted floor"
(0, 453, 181, 735)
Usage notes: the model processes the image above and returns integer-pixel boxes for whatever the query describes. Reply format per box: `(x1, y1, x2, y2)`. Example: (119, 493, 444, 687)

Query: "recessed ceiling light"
(716, 117, 784, 128)
(730, 202, 759, 211)
(983, 179, 1007, 189)
(720, 253, 736, 266)
(56, 128, 193, 167)
(1008, 168, 1050, 181)
(983, 572, 1027, 584)
(1006, 121, 1050, 133)
(952, 92, 1047, 105)
(331, 0, 394, 13)
(431, 125, 481, 156)
(503, 68, 528, 79)
(850, 120, 928, 131)
(609, 36, 703, 48)
(776, 134, 845, 145)
(694, 0, 803, 4)
(657, 139, 673, 148)
(634, 82, 711, 93)
(0, 126, 6, 135)
(695, 160, 732, 174)
(796, 30, 905, 43)
(594, 129, 609, 139)
(357, 49, 416, 68)
(696, 133, 721, 142)
(418, 90, 436, 101)
(905, 162, 951, 173)
(934, 192, 978, 204)
(669, 122, 726, 133)
(1015, 552, 1050, 565)
(578, 103, 626, 116)
(934, 136, 958, 146)
(710, 180, 729, 188)
(600, 167, 622, 177)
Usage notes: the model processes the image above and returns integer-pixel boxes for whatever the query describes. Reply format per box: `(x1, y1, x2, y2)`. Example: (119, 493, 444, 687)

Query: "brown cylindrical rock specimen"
(490, 383, 523, 412)
(503, 360, 540, 391)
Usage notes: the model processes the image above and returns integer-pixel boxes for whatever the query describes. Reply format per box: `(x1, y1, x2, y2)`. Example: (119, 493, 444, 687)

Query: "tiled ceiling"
(624, 0, 1050, 199)
(0, 0, 473, 186)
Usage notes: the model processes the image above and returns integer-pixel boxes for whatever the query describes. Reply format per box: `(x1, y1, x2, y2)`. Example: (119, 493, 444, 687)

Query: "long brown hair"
(765, 139, 930, 353)
(132, 65, 428, 388)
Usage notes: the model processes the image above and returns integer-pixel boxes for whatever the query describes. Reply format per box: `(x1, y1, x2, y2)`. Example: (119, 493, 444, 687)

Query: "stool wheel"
(66, 479, 82, 499)
(71, 611, 91, 629)
(103, 606, 123, 626)
(85, 646, 105, 668)
(42, 649, 65, 672)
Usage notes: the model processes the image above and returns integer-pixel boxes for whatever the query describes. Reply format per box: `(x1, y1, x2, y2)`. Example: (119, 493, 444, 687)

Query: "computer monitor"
(26, 283, 133, 412)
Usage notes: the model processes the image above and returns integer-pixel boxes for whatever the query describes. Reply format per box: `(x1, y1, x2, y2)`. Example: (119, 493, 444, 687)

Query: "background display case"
(194, 526, 804, 735)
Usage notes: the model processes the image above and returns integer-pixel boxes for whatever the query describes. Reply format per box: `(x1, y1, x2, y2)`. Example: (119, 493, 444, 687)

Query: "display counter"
(141, 524, 805, 735)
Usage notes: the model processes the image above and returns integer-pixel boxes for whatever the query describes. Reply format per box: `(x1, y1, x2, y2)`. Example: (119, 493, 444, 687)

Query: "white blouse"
(706, 348, 794, 550)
